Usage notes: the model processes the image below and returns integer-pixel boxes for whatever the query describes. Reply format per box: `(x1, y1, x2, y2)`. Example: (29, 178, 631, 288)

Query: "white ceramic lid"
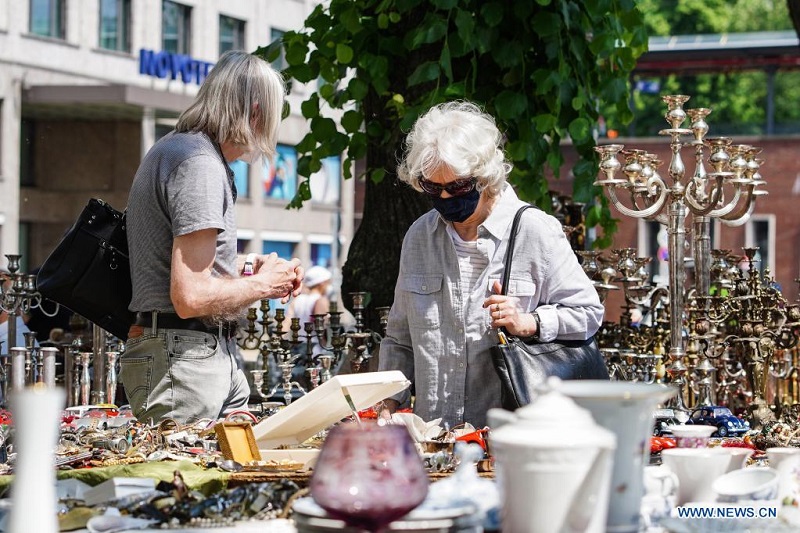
(491, 377, 616, 449)
(252, 370, 411, 449)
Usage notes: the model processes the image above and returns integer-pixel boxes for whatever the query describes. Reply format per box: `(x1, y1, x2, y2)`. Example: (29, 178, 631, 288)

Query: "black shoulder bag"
(489, 205, 609, 410)
(36, 198, 134, 340)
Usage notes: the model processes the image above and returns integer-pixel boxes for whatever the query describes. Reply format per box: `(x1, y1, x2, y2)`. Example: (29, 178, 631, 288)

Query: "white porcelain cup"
(670, 424, 716, 448)
(713, 467, 779, 503)
(661, 448, 731, 505)
(721, 447, 755, 472)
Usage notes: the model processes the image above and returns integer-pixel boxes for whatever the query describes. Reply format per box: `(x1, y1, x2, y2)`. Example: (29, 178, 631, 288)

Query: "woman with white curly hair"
(378, 101, 604, 428)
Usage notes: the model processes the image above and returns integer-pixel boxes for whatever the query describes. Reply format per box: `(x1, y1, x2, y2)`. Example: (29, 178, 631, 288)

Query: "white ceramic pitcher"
(556, 380, 677, 533)
(489, 378, 616, 533)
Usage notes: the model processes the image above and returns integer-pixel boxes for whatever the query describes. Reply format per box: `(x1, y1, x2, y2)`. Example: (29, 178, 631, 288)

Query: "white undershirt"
(446, 225, 489, 295)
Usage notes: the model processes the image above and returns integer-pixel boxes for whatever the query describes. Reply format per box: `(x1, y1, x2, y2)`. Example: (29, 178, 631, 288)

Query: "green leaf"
(408, 61, 440, 86)
(480, 2, 504, 27)
(341, 109, 364, 133)
(532, 11, 561, 37)
(389, 12, 401, 23)
(440, 44, 453, 83)
(378, 13, 389, 29)
(444, 81, 466, 97)
(295, 132, 316, 154)
(432, 0, 458, 8)
(285, 41, 308, 66)
(568, 117, 591, 142)
(336, 43, 354, 64)
(311, 116, 338, 141)
(534, 113, 557, 133)
(347, 78, 369, 100)
(371, 168, 386, 184)
(455, 8, 476, 45)
(340, 7, 361, 34)
(494, 90, 528, 120)
(342, 157, 353, 180)
(301, 94, 320, 119)
(349, 132, 367, 159)
(507, 140, 528, 162)
(408, 14, 447, 49)
(255, 39, 283, 63)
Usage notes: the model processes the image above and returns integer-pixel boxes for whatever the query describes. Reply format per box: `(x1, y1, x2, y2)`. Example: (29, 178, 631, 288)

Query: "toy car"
(686, 405, 750, 437)
(652, 408, 681, 436)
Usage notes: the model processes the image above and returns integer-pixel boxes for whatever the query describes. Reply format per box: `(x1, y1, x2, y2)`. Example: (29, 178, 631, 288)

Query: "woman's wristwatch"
(531, 311, 541, 340)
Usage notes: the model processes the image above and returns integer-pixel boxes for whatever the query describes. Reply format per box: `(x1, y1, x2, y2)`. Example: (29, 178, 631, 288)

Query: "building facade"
(0, 0, 353, 282)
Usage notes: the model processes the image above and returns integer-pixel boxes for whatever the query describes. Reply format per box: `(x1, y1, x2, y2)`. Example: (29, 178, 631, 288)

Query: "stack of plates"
(292, 497, 478, 533)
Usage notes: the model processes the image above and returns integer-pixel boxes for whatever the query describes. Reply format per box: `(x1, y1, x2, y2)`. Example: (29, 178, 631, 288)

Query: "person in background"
(286, 265, 333, 328)
(122, 51, 304, 424)
(378, 101, 604, 428)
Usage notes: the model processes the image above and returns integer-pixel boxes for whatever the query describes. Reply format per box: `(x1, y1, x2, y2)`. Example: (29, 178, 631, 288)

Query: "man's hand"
(251, 254, 304, 303)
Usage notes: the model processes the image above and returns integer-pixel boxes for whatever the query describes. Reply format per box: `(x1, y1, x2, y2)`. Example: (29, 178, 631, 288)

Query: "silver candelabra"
(594, 95, 767, 410)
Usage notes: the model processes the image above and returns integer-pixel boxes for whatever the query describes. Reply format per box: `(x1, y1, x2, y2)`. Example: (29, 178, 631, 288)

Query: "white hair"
(397, 101, 512, 197)
(176, 50, 285, 163)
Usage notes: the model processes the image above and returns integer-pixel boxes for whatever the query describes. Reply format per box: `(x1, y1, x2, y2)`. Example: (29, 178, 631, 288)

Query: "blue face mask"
(431, 188, 481, 223)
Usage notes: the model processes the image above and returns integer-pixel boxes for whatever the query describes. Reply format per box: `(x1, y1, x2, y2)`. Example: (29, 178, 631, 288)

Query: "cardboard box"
(253, 370, 410, 450)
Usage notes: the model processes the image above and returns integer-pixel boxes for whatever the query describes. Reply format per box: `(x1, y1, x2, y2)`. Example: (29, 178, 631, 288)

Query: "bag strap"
(498, 205, 535, 296)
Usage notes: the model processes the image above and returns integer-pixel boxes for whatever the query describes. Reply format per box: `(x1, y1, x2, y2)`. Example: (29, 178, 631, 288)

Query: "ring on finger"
(495, 304, 500, 312)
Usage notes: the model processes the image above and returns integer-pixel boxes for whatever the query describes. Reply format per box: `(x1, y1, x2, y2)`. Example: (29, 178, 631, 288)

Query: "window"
(236, 239, 250, 254)
(162, 1, 191, 55)
(219, 15, 245, 55)
(20, 119, 35, 187)
(745, 215, 776, 278)
(310, 156, 341, 205)
(30, 0, 65, 39)
(263, 240, 296, 260)
(263, 144, 297, 200)
(99, 0, 131, 52)
(311, 243, 332, 268)
(270, 28, 286, 70)
(230, 160, 250, 199)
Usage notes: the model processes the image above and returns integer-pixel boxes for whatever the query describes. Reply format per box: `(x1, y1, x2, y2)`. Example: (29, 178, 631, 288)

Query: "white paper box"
(83, 477, 157, 506)
(252, 370, 410, 450)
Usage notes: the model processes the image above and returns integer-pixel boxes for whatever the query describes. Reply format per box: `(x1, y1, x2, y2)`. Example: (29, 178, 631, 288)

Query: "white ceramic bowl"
(712, 467, 779, 503)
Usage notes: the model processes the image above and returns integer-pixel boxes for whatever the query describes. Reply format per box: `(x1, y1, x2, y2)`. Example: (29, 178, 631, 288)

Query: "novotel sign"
(139, 49, 215, 86)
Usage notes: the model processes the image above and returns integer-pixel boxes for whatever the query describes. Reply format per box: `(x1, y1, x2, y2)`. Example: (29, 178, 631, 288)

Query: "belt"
(134, 311, 239, 339)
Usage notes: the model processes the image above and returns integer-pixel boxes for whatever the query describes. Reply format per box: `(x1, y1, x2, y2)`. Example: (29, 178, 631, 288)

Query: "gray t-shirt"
(127, 131, 238, 313)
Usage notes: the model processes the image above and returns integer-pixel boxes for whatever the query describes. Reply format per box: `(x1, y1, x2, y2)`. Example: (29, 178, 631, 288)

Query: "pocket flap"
(398, 275, 442, 295)
(508, 279, 537, 296)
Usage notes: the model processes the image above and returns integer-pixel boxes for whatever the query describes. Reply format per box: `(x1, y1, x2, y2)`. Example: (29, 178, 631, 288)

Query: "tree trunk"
(340, 149, 430, 332)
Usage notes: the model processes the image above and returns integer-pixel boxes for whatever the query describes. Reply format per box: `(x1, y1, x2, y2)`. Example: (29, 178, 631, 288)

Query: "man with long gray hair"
(121, 51, 304, 423)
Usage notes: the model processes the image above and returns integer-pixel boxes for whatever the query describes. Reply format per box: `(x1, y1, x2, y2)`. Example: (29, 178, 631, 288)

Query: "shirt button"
(421, 285, 427, 290)
(459, 362, 465, 368)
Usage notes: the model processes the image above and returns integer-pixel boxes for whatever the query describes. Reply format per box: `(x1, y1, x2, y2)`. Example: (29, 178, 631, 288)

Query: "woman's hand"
(483, 280, 539, 338)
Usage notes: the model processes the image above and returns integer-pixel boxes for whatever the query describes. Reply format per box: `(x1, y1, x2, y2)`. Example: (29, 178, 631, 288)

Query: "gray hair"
(397, 101, 512, 197)
(176, 50, 285, 162)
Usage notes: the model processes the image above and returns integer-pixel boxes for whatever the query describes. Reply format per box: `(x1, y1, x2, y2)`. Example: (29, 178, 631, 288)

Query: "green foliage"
(255, 0, 648, 242)
(622, 0, 800, 137)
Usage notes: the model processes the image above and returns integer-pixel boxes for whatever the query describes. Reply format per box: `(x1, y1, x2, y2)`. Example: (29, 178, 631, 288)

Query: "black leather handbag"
(36, 198, 134, 340)
(489, 205, 609, 410)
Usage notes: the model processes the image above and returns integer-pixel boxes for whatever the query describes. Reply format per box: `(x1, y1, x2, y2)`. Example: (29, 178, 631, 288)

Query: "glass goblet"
(310, 422, 429, 532)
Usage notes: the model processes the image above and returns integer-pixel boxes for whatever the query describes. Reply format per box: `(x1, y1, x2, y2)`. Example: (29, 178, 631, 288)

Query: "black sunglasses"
(418, 177, 478, 197)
